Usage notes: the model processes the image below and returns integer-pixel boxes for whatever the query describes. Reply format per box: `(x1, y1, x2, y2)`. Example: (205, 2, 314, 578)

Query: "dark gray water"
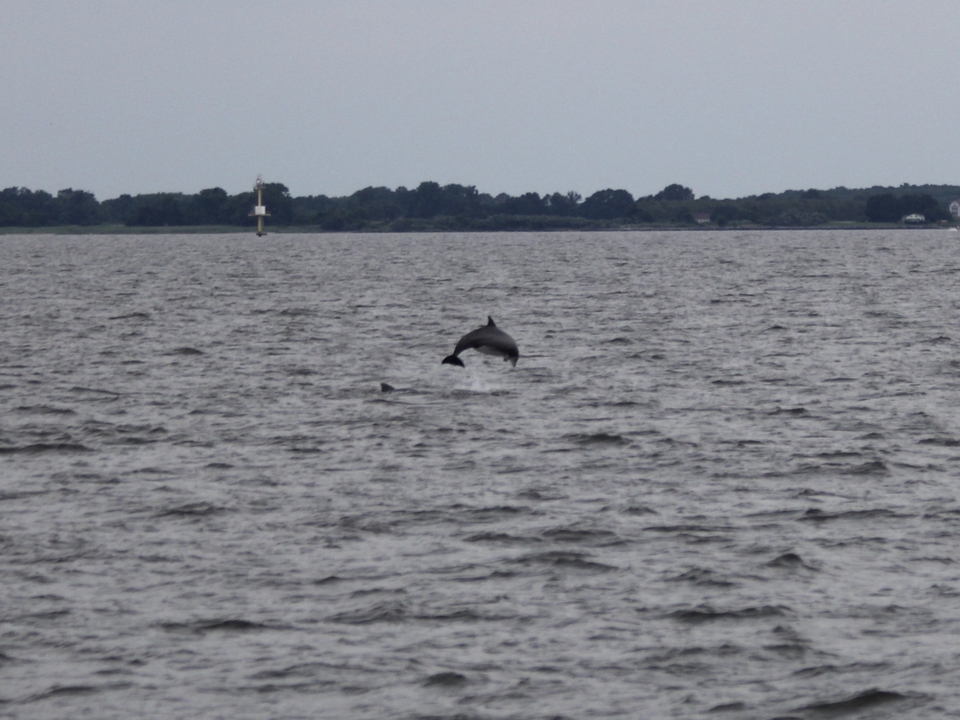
(2, 229, 960, 719)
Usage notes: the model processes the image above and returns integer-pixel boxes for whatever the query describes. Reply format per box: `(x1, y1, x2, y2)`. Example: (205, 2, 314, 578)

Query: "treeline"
(1, 181, 957, 230)
(863, 192, 949, 223)
(0, 185, 294, 228)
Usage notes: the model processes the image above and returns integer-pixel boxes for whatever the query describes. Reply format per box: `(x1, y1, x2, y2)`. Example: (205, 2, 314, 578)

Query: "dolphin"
(442, 316, 519, 368)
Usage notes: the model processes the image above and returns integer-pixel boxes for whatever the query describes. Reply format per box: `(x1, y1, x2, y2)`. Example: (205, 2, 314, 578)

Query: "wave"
(15, 405, 75, 415)
(799, 508, 903, 523)
(155, 502, 228, 518)
(158, 619, 282, 634)
(667, 604, 791, 623)
(794, 688, 913, 716)
(565, 432, 630, 446)
(108, 311, 151, 321)
(423, 671, 469, 687)
(668, 567, 737, 587)
(541, 526, 621, 546)
(767, 552, 819, 571)
(327, 601, 407, 625)
(0, 443, 92, 454)
(510, 550, 617, 572)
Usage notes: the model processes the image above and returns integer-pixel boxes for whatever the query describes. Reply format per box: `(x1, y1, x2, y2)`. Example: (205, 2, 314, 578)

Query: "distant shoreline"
(3, 182, 959, 231)
(2, 222, 953, 236)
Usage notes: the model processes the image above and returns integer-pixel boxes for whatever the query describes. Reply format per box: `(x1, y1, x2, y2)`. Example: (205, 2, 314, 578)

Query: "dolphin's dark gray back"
(442, 316, 519, 367)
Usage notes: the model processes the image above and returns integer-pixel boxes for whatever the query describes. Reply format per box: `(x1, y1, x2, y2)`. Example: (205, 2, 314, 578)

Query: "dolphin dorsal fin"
(487, 316, 496, 326)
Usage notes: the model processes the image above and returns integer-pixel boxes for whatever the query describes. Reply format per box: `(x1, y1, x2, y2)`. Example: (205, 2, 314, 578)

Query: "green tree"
(501, 192, 547, 215)
(899, 193, 949, 222)
(654, 184, 694, 202)
(101, 194, 136, 224)
(186, 187, 229, 224)
(438, 184, 481, 216)
(131, 195, 186, 226)
(545, 191, 581, 216)
(865, 193, 900, 222)
(0, 187, 56, 226)
(710, 203, 742, 226)
(409, 181, 444, 218)
(582, 189, 635, 220)
(350, 186, 402, 221)
(260, 183, 294, 224)
(55, 189, 102, 225)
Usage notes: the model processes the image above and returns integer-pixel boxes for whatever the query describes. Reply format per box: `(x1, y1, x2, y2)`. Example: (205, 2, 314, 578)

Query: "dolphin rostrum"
(442, 316, 519, 368)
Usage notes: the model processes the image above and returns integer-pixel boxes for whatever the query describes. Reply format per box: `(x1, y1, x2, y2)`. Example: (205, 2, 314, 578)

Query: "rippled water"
(2, 229, 960, 719)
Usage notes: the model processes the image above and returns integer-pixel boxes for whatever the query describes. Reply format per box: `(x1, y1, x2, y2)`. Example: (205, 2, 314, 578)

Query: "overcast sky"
(2, 1, 958, 201)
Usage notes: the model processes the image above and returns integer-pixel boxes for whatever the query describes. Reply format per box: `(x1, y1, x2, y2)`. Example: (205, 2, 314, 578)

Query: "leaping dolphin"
(442, 316, 519, 368)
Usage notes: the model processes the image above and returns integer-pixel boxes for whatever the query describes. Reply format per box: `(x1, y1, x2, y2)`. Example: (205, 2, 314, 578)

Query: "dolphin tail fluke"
(442, 354, 465, 367)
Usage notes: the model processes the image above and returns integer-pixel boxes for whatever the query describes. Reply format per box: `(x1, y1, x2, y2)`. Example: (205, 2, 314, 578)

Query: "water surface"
(2, 230, 960, 719)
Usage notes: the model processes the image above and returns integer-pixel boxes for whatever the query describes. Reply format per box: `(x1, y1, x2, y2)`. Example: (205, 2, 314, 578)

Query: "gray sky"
(3, 0, 958, 201)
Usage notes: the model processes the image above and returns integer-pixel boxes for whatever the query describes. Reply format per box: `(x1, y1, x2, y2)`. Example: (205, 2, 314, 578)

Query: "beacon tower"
(249, 177, 270, 236)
